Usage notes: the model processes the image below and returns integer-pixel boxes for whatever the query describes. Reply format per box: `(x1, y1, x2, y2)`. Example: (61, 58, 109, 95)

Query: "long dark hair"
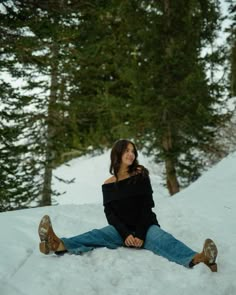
(109, 139, 149, 179)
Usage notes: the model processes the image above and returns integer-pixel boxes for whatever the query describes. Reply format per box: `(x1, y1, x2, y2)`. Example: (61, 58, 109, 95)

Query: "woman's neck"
(117, 166, 130, 180)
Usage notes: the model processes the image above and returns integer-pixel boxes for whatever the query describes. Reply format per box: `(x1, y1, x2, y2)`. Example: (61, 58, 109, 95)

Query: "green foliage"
(120, 0, 229, 189)
(0, 78, 41, 211)
(0, 0, 231, 209)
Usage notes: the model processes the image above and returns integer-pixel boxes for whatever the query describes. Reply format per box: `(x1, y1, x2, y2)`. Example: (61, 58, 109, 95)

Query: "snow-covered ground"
(0, 150, 236, 295)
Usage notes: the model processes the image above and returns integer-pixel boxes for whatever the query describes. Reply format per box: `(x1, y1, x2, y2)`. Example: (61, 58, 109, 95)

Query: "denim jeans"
(61, 225, 197, 268)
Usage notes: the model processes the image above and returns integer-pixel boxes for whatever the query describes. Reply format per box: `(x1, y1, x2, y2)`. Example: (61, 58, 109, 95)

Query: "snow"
(1, 151, 236, 295)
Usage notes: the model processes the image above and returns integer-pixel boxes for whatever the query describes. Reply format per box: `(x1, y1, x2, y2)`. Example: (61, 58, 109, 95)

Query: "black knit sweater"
(102, 174, 160, 241)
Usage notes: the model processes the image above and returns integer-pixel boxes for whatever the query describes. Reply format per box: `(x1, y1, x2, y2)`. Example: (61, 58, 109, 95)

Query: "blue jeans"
(61, 225, 197, 268)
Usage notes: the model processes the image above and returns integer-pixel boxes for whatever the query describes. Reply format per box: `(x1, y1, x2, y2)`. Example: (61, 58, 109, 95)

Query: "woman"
(38, 139, 218, 272)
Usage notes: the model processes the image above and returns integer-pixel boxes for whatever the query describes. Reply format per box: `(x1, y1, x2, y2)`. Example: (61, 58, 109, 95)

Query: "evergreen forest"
(0, 0, 235, 211)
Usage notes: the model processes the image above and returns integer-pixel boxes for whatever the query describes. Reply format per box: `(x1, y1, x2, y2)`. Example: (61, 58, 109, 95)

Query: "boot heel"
(205, 262, 218, 272)
(39, 241, 50, 255)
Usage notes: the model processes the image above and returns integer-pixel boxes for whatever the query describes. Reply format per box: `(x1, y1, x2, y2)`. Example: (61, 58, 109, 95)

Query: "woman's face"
(121, 143, 136, 167)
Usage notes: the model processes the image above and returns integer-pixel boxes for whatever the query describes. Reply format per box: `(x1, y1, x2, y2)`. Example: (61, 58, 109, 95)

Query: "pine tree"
(0, 0, 84, 209)
(126, 0, 228, 194)
(67, 1, 137, 149)
(0, 76, 40, 211)
(226, 1, 236, 96)
(1, 0, 134, 209)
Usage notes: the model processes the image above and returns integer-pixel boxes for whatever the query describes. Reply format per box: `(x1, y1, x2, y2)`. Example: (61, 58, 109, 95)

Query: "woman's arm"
(104, 203, 132, 241)
(135, 203, 154, 240)
(135, 192, 158, 241)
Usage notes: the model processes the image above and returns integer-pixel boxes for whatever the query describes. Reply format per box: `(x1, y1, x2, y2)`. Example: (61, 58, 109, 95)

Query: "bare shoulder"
(104, 176, 116, 184)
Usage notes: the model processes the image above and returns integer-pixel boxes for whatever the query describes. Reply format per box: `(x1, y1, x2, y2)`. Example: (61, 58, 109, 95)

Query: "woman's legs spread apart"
(143, 225, 197, 268)
(61, 225, 124, 255)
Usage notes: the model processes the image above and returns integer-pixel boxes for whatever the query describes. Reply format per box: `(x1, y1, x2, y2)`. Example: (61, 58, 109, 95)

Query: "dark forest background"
(0, 0, 235, 211)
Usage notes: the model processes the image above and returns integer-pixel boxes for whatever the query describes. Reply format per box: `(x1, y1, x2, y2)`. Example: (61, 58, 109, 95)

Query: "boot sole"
(203, 238, 218, 272)
(38, 215, 51, 255)
(203, 238, 218, 264)
(38, 215, 51, 241)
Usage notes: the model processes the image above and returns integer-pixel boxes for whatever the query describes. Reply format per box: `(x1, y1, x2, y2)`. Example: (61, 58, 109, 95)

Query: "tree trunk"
(164, 157, 180, 195)
(41, 164, 52, 206)
(41, 45, 58, 206)
(231, 41, 236, 96)
(162, 121, 180, 196)
(161, 0, 180, 195)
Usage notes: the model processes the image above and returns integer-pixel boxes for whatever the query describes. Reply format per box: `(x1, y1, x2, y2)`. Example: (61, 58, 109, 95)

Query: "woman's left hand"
(134, 237, 144, 248)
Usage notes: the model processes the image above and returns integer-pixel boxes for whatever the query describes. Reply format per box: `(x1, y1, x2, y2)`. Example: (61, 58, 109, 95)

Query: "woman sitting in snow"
(38, 139, 218, 272)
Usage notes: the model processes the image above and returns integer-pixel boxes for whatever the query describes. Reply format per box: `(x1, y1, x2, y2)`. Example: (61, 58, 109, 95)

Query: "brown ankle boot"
(202, 238, 218, 272)
(192, 239, 218, 272)
(38, 215, 61, 254)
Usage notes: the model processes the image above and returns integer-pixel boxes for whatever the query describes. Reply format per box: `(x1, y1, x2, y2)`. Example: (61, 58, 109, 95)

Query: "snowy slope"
(0, 151, 236, 295)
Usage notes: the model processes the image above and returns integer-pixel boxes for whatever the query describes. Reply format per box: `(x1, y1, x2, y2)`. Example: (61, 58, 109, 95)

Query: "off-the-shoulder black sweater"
(102, 174, 160, 241)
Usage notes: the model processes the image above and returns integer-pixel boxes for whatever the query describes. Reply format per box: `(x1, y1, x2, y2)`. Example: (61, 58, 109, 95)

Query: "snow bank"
(0, 151, 236, 295)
